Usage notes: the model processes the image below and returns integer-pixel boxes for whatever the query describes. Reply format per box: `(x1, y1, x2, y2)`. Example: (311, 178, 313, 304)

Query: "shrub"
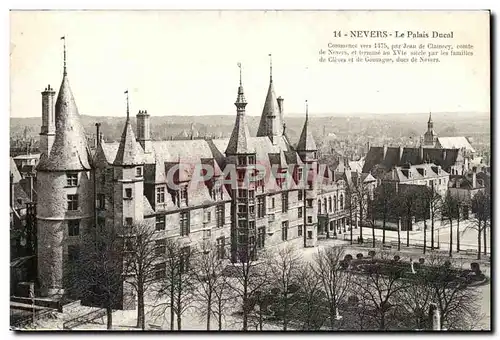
(344, 254, 353, 262)
(471, 262, 481, 274)
(419, 258, 425, 264)
(444, 260, 451, 267)
(393, 255, 401, 262)
(339, 260, 349, 270)
(356, 253, 363, 259)
(368, 250, 376, 258)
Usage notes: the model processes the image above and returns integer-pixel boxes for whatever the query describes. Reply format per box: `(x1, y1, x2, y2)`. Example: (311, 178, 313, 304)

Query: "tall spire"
(125, 90, 130, 121)
(61, 36, 67, 76)
(296, 99, 317, 152)
(235, 62, 247, 111)
(257, 55, 282, 138)
(428, 111, 433, 123)
(269, 53, 273, 82)
(114, 90, 143, 166)
(306, 99, 309, 121)
(226, 63, 252, 155)
(37, 38, 90, 171)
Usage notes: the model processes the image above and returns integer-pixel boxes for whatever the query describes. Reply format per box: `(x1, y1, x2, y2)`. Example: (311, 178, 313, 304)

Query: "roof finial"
(237, 62, 242, 86)
(305, 100, 309, 121)
(60, 36, 67, 76)
(125, 90, 129, 121)
(269, 53, 273, 82)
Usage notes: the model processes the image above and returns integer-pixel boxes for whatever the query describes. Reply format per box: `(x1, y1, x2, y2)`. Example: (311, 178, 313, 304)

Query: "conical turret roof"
(226, 113, 252, 155)
(226, 65, 253, 155)
(114, 118, 144, 166)
(37, 74, 91, 171)
(256, 80, 282, 137)
(296, 102, 317, 151)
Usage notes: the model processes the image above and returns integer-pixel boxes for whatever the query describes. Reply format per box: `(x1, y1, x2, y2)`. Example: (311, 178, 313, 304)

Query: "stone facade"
(36, 61, 349, 310)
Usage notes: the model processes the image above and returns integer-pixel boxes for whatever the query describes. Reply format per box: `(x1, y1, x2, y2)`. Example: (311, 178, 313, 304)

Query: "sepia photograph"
(9, 9, 491, 331)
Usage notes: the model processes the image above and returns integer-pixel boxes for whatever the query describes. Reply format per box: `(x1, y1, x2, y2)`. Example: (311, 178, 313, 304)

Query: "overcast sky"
(10, 10, 489, 118)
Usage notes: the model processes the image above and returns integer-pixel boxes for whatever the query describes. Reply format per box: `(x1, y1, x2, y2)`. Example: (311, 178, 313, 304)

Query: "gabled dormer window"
(297, 168, 303, 181)
(66, 173, 78, 187)
(238, 156, 247, 166)
(156, 187, 165, 203)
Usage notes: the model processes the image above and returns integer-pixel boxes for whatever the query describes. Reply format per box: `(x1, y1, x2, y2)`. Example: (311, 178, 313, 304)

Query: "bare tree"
(399, 186, 419, 248)
(122, 221, 159, 330)
(268, 244, 303, 330)
(312, 246, 352, 330)
(352, 177, 370, 243)
(352, 252, 409, 330)
(418, 185, 443, 252)
(65, 229, 123, 330)
(396, 272, 434, 329)
(470, 190, 491, 260)
(373, 183, 395, 245)
(367, 197, 376, 248)
(441, 193, 459, 257)
(294, 263, 327, 330)
(420, 256, 484, 330)
(344, 184, 357, 245)
(227, 244, 270, 331)
(191, 245, 231, 330)
(212, 269, 234, 330)
(154, 239, 195, 330)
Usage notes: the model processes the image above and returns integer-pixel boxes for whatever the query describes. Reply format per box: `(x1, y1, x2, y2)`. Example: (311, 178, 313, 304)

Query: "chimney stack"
(95, 123, 101, 147)
(277, 96, 284, 114)
(472, 172, 477, 188)
(26, 175, 34, 202)
(383, 145, 388, 159)
(419, 144, 424, 163)
(136, 109, 152, 152)
(40, 84, 56, 156)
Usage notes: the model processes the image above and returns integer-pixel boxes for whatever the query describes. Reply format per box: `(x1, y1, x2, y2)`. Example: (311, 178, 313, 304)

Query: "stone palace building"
(35, 55, 349, 307)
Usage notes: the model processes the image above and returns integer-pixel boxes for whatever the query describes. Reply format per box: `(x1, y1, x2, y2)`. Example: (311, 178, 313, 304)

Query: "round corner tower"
(36, 65, 93, 297)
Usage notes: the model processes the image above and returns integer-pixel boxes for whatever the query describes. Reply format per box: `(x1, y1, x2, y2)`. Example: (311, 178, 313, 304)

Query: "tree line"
(65, 223, 485, 331)
(345, 180, 490, 259)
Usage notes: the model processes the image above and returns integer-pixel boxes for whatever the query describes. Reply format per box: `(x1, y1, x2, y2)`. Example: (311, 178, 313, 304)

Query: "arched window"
(318, 199, 322, 214)
(328, 197, 332, 212)
(340, 194, 344, 210)
(324, 198, 327, 214)
(334, 195, 337, 211)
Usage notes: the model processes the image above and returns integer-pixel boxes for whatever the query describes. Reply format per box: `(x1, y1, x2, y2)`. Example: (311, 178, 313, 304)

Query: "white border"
(3, 1, 497, 339)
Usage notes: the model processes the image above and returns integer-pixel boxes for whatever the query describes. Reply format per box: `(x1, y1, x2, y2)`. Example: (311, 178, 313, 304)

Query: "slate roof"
(449, 174, 484, 190)
(363, 146, 461, 173)
(381, 163, 449, 182)
(437, 137, 475, 153)
(226, 81, 253, 155)
(256, 80, 283, 137)
(296, 113, 317, 151)
(10, 158, 22, 183)
(12, 183, 31, 209)
(37, 74, 91, 171)
(113, 118, 145, 166)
